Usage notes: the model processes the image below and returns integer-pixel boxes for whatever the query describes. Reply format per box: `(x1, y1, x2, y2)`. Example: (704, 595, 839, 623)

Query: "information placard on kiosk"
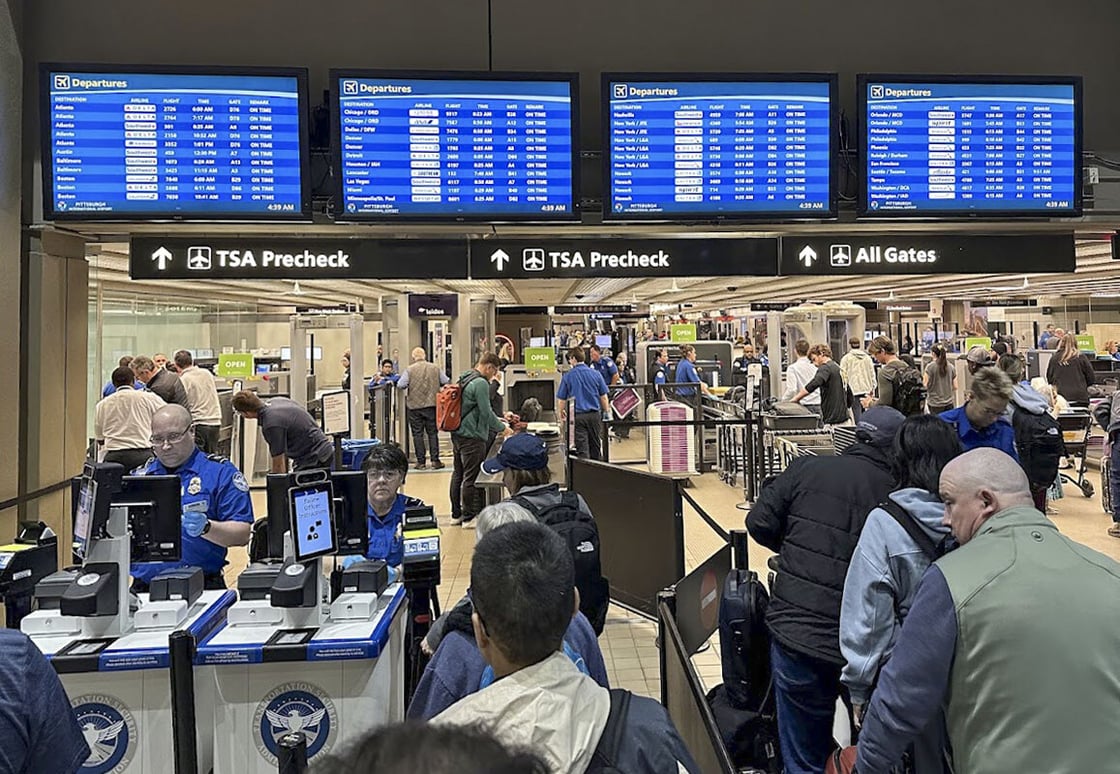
(858, 75, 1082, 217)
(40, 64, 312, 220)
(604, 73, 837, 220)
(333, 70, 579, 221)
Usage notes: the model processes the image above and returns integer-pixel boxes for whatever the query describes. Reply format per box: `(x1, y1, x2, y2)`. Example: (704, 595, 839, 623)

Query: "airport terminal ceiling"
(80, 225, 1120, 312)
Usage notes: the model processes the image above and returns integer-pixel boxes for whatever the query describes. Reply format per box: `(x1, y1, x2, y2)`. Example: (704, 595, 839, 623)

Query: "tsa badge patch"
(254, 682, 338, 765)
(71, 694, 137, 774)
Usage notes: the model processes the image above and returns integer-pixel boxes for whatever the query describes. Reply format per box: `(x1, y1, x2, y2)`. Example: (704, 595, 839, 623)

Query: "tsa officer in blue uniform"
(340, 443, 426, 583)
(557, 347, 611, 460)
(131, 405, 253, 590)
(589, 345, 620, 387)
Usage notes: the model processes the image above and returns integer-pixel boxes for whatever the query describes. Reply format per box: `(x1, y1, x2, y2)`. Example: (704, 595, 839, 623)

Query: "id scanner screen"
(864, 81, 1077, 213)
(293, 488, 334, 556)
(46, 71, 305, 216)
(607, 80, 832, 216)
(337, 77, 575, 218)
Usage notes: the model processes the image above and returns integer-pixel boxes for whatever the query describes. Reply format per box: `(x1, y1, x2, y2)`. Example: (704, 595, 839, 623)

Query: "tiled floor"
(235, 453, 1120, 702)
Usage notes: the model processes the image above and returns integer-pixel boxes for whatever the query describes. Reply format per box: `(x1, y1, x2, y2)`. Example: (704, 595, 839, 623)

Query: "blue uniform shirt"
(366, 493, 424, 568)
(938, 405, 1020, 462)
(368, 373, 400, 391)
(131, 448, 255, 582)
(102, 380, 145, 398)
(675, 358, 702, 396)
(590, 356, 619, 385)
(651, 364, 668, 386)
(557, 363, 608, 413)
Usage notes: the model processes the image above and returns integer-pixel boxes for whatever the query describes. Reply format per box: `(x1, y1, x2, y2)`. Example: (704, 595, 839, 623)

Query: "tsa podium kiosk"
(22, 462, 238, 773)
(195, 470, 413, 772)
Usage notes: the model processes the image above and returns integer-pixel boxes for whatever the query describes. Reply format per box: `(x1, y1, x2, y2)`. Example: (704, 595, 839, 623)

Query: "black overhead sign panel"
(129, 237, 470, 280)
(779, 234, 1075, 275)
(470, 238, 779, 279)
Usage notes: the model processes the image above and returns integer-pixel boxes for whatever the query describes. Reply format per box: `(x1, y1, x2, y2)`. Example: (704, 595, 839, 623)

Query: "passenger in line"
(923, 344, 957, 415)
(855, 449, 1120, 774)
(1000, 355, 1059, 512)
(791, 343, 849, 426)
(861, 337, 908, 412)
(397, 347, 450, 470)
(840, 337, 876, 424)
(101, 355, 145, 398)
(840, 415, 962, 774)
(963, 344, 993, 375)
(95, 365, 166, 471)
(557, 347, 610, 460)
(1093, 388, 1120, 538)
(433, 521, 699, 774)
(747, 407, 903, 774)
(450, 353, 509, 527)
(1045, 326, 1065, 349)
(1046, 333, 1095, 407)
(174, 350, 222, 454)
(781, 339, 820, 412)
(132, 354, 190, 410)
(409, 501, 607, 719)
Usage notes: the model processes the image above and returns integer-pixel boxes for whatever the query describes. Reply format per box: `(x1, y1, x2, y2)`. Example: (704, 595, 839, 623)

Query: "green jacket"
(939, 505, 1120, 774)
(452, 370, 504, 441)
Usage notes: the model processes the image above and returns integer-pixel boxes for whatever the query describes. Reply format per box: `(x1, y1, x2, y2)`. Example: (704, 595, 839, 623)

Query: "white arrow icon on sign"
(151, 247, 173, 271)
(490, 249, 510, 271)
(799, 246, 817, 268)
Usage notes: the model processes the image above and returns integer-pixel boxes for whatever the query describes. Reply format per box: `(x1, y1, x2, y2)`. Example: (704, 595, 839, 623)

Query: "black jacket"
(746, 442, 895, 664)
(1046, 353, 1095, 405)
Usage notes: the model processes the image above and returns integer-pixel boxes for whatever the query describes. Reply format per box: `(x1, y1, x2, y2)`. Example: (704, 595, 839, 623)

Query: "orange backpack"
(436, 373, 480, 432)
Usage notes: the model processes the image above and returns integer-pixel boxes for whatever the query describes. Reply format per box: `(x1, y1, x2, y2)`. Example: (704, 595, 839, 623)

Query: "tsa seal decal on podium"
(71, 694, 137, 774)
(254, 681, 338, 764)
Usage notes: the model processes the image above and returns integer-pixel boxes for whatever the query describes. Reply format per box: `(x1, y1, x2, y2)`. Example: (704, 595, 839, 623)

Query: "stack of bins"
(647, 401, 696, 475)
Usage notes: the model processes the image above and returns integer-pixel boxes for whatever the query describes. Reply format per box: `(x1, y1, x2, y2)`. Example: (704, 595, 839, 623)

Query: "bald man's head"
(150, 404, 196, 469)
(939, 449, 1034, 543)
(411, 347, 427, 362)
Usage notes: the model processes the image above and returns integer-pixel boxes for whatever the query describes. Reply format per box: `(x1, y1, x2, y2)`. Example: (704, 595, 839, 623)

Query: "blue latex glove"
(387, 565, 401, 584)
(182, 506, 208, 538)
(341, 554, 365, 570)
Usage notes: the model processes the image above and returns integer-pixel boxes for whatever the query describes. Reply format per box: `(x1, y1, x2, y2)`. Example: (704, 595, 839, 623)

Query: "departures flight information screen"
(605, 78, 834, 218)
(335, 74, 577, 219)
(862, 79, 1080, 215)
(43, 69, 308, 219)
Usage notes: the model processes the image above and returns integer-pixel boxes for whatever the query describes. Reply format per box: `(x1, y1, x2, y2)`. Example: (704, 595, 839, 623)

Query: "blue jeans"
(1110, 440, 1120, 524)
(770, 639, 843, 774)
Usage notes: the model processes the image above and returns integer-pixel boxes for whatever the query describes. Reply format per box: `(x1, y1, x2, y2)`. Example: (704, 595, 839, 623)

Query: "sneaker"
(450, 514, 465, 526)
(431, 460, 445, 470)
(413, 460, 427, 470)
(1108, 523, 1120, 539)
(461, 518, 476, 529)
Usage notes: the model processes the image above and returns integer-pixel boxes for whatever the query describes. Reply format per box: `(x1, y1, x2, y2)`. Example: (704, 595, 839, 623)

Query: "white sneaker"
(461, 519, 477, 529)
(449, 515, 465, 526)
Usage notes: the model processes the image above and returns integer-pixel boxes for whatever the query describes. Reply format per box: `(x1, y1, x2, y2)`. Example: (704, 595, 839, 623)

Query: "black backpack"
(512, 490, 611, 635)
(891, 366, 926, 416)
(1011, 408, 1064, 488)
(719, 566, 771, 709)
(879, 500, 947, 562)
(585, 689, 631, 773)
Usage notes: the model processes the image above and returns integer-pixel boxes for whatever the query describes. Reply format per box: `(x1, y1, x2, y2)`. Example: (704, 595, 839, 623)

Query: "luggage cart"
(1058, 410, 1095, 498)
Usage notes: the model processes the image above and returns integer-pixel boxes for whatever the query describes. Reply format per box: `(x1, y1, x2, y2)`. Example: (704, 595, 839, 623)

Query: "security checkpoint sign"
(217, 353, 255, 379)
(963, 337, 992, 352)
(670, 324, 698, 343)
(1077, 334, 1097, 353)
(779, 233, 1075, 275)
(523, 347, 556, 373)
(471, 238, 779, 279)
(129, 236, 470, 280)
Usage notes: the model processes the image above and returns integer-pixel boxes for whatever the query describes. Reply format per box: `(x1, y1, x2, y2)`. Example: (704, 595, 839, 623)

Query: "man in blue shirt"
(101, 355, 145, 397)
(557, 347, 610, 460)
(341, 443, 426, 582)
(131, 405, 254, 590)
(938, 366, 1019, 461)
(369, 359, 400, 390)
(673, 344, 711, 399)
(0, 629, 89, 772)
(588, 345, 619, 387)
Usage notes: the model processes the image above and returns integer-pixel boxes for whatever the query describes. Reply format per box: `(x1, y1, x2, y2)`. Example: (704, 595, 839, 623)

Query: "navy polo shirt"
(675, 358, 702, 396)
(0, 630, 89, 773)
(131, 448, 255, 582)
(366, 494, 424, 568)
(938, 405, 1019, 461)
(557, 363, 608, 413)
(590, 356, 619, 385)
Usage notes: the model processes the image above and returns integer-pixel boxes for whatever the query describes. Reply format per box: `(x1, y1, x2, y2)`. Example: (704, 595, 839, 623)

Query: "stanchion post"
(277, 731, 309, 774)
(169, 630, 199, 774)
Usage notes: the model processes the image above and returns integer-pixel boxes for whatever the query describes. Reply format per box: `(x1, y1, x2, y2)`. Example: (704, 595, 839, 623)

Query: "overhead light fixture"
(666, 279, 684, 294)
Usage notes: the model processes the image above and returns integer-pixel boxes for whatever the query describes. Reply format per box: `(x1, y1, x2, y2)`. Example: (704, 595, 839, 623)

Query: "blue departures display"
(606, 79, 833, 218)
(863, 81, 1079, 214)
(45, 70, 306, 218)
(336, 76, 576, 219)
